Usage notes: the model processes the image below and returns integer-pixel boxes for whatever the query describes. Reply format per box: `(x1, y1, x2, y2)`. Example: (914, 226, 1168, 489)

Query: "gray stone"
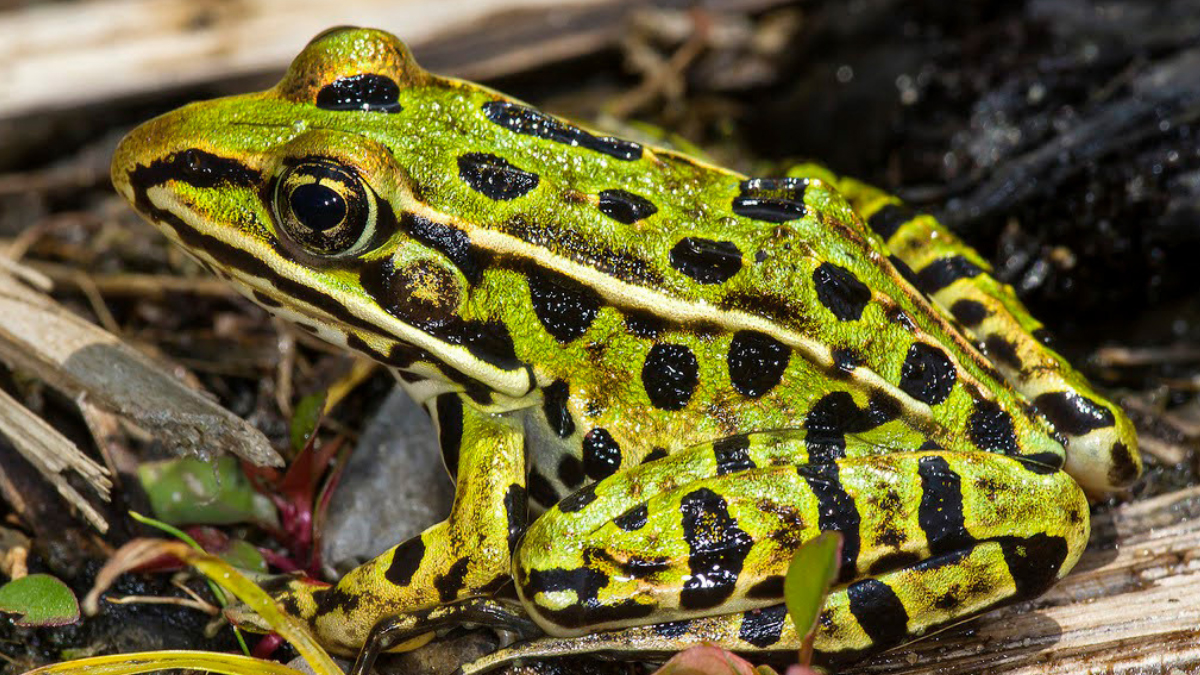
(321, 387, 454, 572)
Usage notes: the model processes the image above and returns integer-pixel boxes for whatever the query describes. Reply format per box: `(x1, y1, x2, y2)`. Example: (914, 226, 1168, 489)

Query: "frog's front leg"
(270, 394, 528, 655)
(498, 432, 1088, 671)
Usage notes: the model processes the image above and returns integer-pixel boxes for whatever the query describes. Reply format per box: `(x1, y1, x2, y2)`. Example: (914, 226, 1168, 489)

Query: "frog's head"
(112, 27, 534, 399)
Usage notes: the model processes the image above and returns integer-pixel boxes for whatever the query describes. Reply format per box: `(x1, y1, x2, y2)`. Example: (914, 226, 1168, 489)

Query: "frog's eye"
(273, 159, 376, 256)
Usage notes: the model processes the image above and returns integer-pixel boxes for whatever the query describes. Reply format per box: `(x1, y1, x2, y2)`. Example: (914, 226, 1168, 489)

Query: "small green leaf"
(138, 456, 278, 527)
(783, 532, 843, 643)
(218, 539, 269, 574)
(290, 391, 327, 452)
(0, 574, 80, 627)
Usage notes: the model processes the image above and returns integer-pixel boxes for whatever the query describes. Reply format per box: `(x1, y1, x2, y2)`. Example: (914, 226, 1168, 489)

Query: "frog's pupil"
(291, 183, 346, 232)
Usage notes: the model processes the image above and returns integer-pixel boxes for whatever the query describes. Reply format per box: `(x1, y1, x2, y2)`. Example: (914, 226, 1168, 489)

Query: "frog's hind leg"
(467, 526, 1063, 675)
(505, 432, 1088, 671)
(258, 394, 528, 656)
(789, 164, 1140, 495)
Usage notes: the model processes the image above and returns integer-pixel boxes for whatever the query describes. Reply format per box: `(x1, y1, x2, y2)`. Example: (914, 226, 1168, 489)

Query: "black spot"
(985, 334, 1023, 370)
(524, 567, 655, 629)
(542, 379, 575, 438)
(457, 152, 539, 201)
(1032, 328, 1055, 346)
(898, 342, 957, 406)
(504, 484, 528, 553)
(738, 605, 789, 648)
(252, 290, 283, 308)
(713, 435, 756, 475)
(583, 428, 622, 481)
(670, 237, 743, 284)
(1107, 442, 1140, 487)
(482, 100, 642, 161)
(129, 148, 260, 197)
(528, 468, 560, 508)
(1016, 453, 1062, 474)
(435, 558, 471, 602)
(997, 533, 1069, 598)
(805, 391, 900, 463)
(950, 299, 990, 327)
(642, 447, 669, 464)
(316, 73, 402, 112)
(598, 189, 658, 224)
(614, 504, 648, 531)
(383, 536, 426, 586)
(679, 488, 754, 610)
(732, 178, 808, 222)
(847, 579, 909, 648)
(746, 576, 784, 599)
(728, 330, 791, 398)
(866, 203, 914, 240)
(914, 256, 984, 294)
(558, 482, 599, 513)
(558, 454, 585, 489)
(458, 320, 521, 371)
(527, 266, 601, 343)
(435, 394, 463, 477)
(867, 551, 922, 576)
(642, 343, 699, 411)
(624, 310, 667, 339)
(1033, 391, 1117, 436)
(653, 619, 692, 638)
(798, 462, 861, 582)
(917, 456, 973, 555)
(935, 591, 961, 611)
(968, 400, 1020, 454)
(813, 262, 871, 321)
(832, 347, 861, 376)
(312, 584, 363, 617)
(399, 211, 488, 284)
(888, 256, 922, 289)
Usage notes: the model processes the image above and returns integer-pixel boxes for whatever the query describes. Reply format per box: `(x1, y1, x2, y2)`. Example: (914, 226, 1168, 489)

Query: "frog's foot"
(236, 395, 529, 656)
(509, 434, 1090, 663)
(787, 163, 1141, 495)
(349, 598, 540, 675)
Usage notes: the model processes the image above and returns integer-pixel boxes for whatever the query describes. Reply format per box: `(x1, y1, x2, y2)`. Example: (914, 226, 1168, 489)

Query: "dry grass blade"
(81, 539, 342, 675)
(0, 270, 282, 467)
(0, 387, 111, 532)
(22, 650, 310, 675)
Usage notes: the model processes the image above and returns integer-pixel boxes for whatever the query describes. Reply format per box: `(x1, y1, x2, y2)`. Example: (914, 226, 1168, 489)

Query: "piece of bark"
(0, 270, 281, 467)
(0, 387, 110, 531)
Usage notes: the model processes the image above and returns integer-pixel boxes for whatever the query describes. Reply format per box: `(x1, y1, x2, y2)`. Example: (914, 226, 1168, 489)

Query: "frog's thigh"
(277, 395, 528, 655)
(513, 441, 1089, 649)
(471, 524, 1073, 675)
(787, 163, 1139, 495)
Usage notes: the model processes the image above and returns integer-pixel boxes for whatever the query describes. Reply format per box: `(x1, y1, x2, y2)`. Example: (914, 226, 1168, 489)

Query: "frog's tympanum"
(111, 27, 1140, 673)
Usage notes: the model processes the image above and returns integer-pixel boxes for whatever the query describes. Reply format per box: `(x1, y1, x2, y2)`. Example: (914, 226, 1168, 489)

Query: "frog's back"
(113, 26, 1071, 495)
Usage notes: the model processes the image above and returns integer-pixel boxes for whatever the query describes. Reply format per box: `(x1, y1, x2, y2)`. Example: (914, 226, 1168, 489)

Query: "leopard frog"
(110, 27, 1141, 672)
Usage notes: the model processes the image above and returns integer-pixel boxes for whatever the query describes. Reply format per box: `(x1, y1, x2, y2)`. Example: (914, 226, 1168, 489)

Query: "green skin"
(111, 27, 1140, 672)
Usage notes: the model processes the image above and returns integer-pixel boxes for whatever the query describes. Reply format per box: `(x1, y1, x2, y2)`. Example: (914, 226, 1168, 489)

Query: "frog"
(109, 26, 1141, 673)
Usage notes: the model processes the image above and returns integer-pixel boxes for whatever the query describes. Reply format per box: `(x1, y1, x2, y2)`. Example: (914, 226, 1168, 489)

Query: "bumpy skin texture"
(111, 27, 1140, 670)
